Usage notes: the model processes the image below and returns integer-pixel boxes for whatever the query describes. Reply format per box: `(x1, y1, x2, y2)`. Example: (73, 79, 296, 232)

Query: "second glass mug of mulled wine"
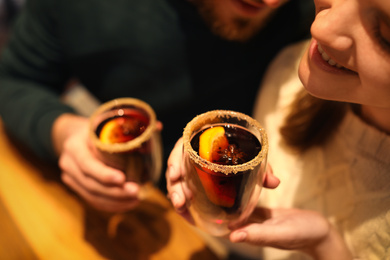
(89, 98, 162, 190)
(182, 110, 268, 237)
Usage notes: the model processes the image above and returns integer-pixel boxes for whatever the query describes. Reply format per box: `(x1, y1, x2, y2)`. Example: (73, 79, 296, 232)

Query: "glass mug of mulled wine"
(89, 98, 162, 192)
(182, 110, 268, 237)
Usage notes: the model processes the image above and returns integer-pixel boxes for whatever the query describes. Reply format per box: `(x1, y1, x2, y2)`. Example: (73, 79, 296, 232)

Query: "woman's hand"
(165, 138, 194, 222)
(166, 137, 281, 222)
(229, 207, 352, 260)
(52, 113, 140, 212)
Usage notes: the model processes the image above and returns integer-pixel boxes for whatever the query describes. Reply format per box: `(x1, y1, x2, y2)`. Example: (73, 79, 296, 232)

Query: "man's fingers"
(62, 138, 126, 185)
(61, 173, 139, 212)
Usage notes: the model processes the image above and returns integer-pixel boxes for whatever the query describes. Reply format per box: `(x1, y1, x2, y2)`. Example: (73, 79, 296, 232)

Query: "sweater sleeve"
(0, 0, 75, 159)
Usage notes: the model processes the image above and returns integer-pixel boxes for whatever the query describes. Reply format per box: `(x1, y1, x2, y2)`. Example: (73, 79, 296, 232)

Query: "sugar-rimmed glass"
(89, 98, 162, 190)
(182, 110, 268, 237)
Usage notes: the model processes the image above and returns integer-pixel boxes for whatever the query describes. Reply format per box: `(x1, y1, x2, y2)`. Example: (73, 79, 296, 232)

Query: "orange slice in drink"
(99, 109, 149, 144)
(199, 126, 229, 163)
(196, 126, 237, 208)
(99, 117, 139, 144)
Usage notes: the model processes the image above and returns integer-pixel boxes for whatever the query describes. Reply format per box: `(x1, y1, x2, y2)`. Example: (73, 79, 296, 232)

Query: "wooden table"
(0, 119, 222, 260)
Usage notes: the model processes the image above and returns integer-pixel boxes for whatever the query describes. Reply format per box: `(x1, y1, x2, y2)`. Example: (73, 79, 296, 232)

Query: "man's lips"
(231, 0, 266, 16)
(241, 0, 266, 8)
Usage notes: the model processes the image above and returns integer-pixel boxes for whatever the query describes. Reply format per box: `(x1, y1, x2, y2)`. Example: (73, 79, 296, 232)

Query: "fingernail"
(113, 173, 125, 183)
(125, 183, 139, 195)
(171, 192, 179, 206)
(232, 231, 247, 242)
(168, 165, 176, 180)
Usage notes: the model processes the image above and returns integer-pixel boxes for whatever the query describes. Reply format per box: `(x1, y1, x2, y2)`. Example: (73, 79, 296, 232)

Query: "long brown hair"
(280, 89, 348, 153)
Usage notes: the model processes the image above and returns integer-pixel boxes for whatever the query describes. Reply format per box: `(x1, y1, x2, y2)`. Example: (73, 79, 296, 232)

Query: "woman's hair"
(280, 89, 347, 152)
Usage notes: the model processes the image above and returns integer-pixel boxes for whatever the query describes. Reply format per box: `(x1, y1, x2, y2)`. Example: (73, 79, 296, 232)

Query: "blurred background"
(0, 0, 24, 49)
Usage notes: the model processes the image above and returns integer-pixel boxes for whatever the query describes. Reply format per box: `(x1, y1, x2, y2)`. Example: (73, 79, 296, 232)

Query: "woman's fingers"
(263, 164, 280, 189)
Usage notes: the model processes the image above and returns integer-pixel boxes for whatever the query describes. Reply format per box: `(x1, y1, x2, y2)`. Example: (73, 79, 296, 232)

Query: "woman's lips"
(318, 44, 343, 69)
(309, 40, 357, 75)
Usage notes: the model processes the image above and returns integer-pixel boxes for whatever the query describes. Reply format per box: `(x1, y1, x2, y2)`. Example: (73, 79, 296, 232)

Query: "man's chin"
(191, 0, 277, 42)
(210, 19, 262, 42)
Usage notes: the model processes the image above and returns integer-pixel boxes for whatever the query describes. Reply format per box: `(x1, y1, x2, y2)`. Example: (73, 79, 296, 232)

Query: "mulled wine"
(190, 124, 262, 211)
(89, 98, 162, 185)
(183, 110, 268, 237)
(95, 109, 149, 145)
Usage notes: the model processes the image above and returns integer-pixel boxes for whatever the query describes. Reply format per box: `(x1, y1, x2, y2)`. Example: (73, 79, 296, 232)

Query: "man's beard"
(191, 0, 276, 42)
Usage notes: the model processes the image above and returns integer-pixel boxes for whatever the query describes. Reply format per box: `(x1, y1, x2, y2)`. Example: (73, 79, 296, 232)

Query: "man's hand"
(53, 113, 140, 212)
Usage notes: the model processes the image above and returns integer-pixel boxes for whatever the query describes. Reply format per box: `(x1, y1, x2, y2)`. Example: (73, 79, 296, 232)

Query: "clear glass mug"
(89, 98, 162, 188)
(182, 110, 268, 237)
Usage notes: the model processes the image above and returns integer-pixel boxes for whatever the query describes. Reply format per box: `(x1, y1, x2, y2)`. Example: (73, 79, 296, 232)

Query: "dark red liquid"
(190, 125, 262, 211)
(95, 109, 153, 183)
(96, 109, 149, 143)
(191, 125, 261, 164)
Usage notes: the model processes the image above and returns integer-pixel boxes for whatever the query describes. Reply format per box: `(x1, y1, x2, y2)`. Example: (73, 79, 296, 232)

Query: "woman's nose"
(311, 1, 356, 51)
